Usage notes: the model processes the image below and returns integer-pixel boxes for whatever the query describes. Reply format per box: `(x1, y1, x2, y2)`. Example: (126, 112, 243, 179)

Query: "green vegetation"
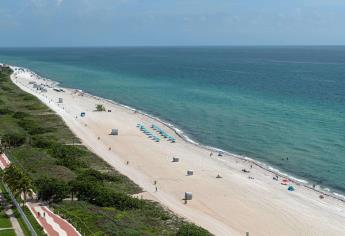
(95, 104, 106, 111)
(0, 67, 210, 235)
(0, 211, 12, 228)
(3, 165, 33, 207)
(0, 229, 16, 236)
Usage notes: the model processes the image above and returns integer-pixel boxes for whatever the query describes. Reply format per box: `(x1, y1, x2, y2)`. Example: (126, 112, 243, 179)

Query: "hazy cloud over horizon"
(0, 0, 345, 47)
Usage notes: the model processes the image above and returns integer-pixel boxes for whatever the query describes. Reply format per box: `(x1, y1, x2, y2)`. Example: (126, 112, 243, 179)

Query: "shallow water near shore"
(1, 46, 345, 195)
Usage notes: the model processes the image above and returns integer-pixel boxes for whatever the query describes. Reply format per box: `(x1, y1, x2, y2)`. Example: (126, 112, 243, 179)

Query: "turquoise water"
(0, 46, 344, 194)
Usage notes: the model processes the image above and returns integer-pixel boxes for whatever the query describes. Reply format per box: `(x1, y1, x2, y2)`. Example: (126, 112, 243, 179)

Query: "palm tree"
(3, 165, 21, 186)
(14, 175, 33, 207)
(3, 164, 33, 207)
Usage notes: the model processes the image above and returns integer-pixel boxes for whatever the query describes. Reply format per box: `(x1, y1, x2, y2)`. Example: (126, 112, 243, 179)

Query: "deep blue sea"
(1, 46, 344, 195)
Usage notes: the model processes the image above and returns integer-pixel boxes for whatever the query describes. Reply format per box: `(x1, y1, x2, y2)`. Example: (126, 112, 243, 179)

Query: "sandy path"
(10, 68, 345, 236)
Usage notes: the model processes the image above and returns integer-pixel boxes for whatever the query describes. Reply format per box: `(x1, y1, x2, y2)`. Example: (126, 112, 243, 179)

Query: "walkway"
(27, 203, 80, 236)
(0, 153, 10, 169)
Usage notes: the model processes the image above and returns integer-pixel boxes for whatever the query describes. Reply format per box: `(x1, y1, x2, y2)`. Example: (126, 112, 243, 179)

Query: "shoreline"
(15, 65, 345, 203)
(8, 65, 345, 235)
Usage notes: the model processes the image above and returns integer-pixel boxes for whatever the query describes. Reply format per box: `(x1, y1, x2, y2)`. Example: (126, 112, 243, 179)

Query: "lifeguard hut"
(110, 129, 118, 135)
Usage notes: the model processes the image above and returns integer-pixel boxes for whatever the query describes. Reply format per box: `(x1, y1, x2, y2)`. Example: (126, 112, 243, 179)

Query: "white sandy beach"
(10, 67, 345, 236)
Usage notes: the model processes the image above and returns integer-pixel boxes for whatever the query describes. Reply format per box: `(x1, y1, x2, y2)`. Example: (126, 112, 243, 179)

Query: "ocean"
(1, 46, 344, 195)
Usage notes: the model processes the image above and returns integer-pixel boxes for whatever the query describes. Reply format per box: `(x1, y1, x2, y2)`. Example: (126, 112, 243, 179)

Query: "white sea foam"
(333, 192, 345, 200)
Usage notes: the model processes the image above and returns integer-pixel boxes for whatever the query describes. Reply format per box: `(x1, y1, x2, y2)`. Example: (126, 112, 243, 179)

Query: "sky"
(0, 0, 345, 47)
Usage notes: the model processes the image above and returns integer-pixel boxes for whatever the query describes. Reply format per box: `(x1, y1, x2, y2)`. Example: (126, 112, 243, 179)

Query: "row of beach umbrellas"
(151, 124, 176, 142)
(137, 124, 160, 142)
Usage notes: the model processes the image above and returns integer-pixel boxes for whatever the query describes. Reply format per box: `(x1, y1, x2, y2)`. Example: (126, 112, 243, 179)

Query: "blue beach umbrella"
(288, 186, 295, 191)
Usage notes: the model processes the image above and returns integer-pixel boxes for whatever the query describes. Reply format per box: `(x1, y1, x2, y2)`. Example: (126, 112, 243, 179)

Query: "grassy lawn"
(0, 67, 210, 235)
(0, 211, 12, 228)
(0, 181, 13, 230)
(0, 229, 16, 236)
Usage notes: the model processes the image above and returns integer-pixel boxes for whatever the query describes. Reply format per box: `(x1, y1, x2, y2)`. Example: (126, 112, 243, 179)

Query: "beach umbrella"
(288, 186, 295, 191)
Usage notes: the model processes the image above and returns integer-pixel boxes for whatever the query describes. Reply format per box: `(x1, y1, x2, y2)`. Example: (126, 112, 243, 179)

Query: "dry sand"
(10, 68, 345, 236)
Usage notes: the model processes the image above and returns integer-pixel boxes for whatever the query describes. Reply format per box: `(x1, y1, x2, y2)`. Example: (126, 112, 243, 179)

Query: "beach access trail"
(11, 68, 345, 236)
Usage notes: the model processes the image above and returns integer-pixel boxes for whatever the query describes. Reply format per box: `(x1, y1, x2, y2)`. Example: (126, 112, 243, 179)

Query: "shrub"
(25, 103, 46, 111)
(49, 144, 85, 159)
(70, 180, 98, 202)
(31, 136, 56, 148)
(55, 157, 87, 170)
(71, 179, 141, 210)
(95, 104, 105, 112)
(2, 132, 26, 147)
(92, 188, 141, 210)
(1, 86, 13, 92)
(0, 108, 13, 115)
(49, 144, 87, 170)
(18, 118, 53, 135)
(177, 224, 210, 236)
(12, 112, 30, 119)
(22, 95, 35, 101)
(77, 169, 120, 182)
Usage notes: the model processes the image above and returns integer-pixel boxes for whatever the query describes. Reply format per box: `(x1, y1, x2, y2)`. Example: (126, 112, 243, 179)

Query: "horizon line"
(1, 44, 345, 49)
